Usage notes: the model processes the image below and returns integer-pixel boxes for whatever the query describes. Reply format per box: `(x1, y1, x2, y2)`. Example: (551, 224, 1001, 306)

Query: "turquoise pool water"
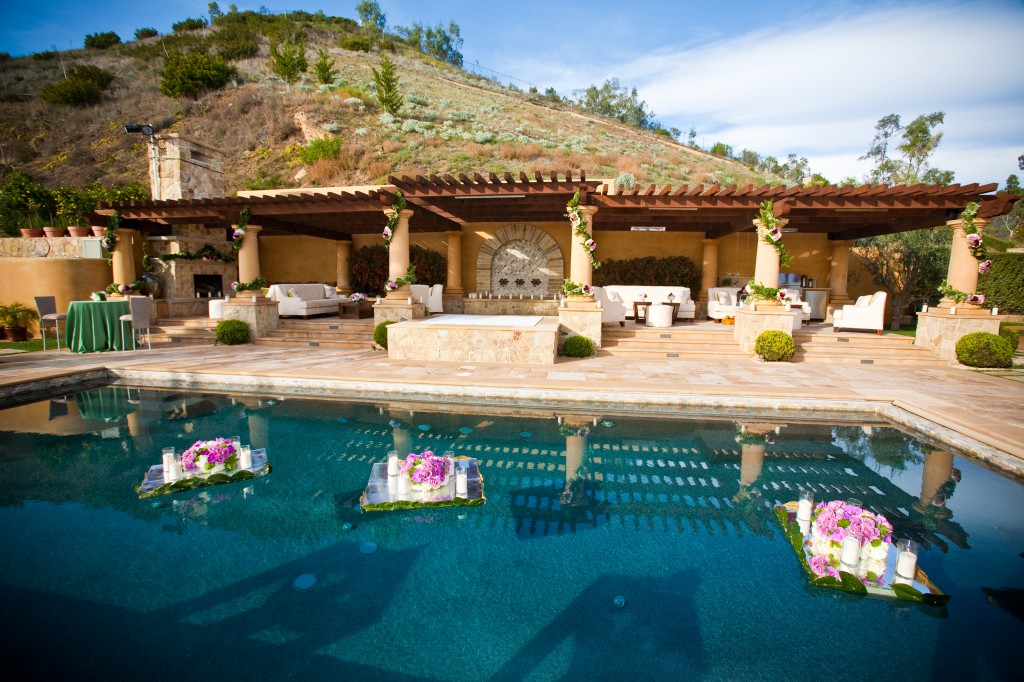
(1, 387, 1022, 680)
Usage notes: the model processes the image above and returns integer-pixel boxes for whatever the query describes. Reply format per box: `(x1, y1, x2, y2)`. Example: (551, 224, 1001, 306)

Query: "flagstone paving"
(1, 344, 1022, 474)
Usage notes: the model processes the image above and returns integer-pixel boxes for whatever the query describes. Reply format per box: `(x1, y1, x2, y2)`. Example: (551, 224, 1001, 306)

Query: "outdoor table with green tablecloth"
(65, 300, 130, 352)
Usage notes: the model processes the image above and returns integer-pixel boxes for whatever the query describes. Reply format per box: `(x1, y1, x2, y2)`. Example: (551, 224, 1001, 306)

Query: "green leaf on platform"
(839, 571, 868, 595)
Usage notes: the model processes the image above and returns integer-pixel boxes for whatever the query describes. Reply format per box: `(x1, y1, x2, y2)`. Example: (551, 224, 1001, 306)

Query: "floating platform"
(360, 456, 485, 512)
(137, 449, 271, 499)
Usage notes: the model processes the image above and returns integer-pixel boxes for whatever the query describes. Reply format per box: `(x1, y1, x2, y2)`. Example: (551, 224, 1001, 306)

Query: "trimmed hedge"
(215, 319, 250, 345)
(374, 321, 394, 349)
(979, 252, 1024, 314)
(956, 332, 1013, 368)
(350, 244, 446, 296)
(593, 255, 701, 293)
(1000, 324, 1021, 352)
(754, 330, 795, 362)
(560, 335, 594, 357)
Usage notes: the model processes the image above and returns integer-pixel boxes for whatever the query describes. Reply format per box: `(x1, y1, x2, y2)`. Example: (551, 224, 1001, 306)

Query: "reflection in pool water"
(0, 387, 1021, 680)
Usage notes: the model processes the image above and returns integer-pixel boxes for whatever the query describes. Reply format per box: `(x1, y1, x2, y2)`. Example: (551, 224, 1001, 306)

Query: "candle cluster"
(807, 500, 894, 586)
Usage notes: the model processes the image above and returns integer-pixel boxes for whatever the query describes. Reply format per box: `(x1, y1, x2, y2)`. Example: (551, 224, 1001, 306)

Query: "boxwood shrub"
(956, 332, 1013, 368)
(979, 253, 1024, 314)
(754, 330, 796, 362)
(1000, 323, 1021, 351)
(373, 321, 394, 349)
(560, 334, 594, 357)
(215, 319, 250, 345)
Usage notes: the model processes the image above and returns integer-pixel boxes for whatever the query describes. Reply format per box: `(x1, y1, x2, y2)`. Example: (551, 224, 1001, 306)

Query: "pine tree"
(372, 54, 403, 116)
(269, 40, 307, 90)
(312, 48, 336, 85)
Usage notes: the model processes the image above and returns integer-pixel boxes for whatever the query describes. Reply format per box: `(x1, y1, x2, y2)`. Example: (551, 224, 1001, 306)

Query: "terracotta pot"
(67, 226, 92, 237)
(91, 226, 106, 237)
(43, 226, 67, 238)
(20, 228, 44, 238)
(3, 326, 28, 342)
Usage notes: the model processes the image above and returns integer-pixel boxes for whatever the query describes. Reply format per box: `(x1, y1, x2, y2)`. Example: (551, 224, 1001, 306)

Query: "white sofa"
(592, 287, 626, 326)
(409, 284, 444, 313)
(268, 283, 343, 318)
(601, 286, 695, 321)
(833, 291, 887, 334)
(707, 287, 742, 320)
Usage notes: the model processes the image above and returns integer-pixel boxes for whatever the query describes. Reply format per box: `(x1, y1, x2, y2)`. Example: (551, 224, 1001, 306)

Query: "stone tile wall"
(915, 309, 1001, 363)
(0, 237, 94, 258)
(734, 305, 800, 354)
(475, 224, 564, 297)
(223, 298, 279, 338)
(558, 305, 603, 349)
(463, 298, 559, 316)
(387, 321, 559, 364)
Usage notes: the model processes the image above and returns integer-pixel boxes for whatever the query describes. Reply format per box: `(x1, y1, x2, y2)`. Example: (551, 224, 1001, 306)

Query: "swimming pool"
(1, 387, 1021, 680)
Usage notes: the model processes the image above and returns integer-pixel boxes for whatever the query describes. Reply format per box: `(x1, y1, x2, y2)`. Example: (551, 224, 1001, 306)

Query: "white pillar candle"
(407, 296, 412, 305)
(921, 304, 928, 312)
(840, 532, 861, 569)
(992, 307, 999, 316)
(949, 306, 957, 315)
(388, 454, 400, 476)
(251, 294, 257, 303)
(167, 459, 182, 482)
(456, 470, 468, 496)
(397, 475, 410, 494)
(896, 550, 917, 579)
(387, 474, 398, 495)
(798, 517, 811, 536)
(797, 498, 813, 522)
(162, 447, 176, 476)
(239, 445, 252, 470)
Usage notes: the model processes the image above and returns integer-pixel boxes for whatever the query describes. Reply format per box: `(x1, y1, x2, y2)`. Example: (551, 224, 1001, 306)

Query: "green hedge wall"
(979, 252, 1024, 314)
(592, 255, 701, 292)
(350, 244, 446, 296)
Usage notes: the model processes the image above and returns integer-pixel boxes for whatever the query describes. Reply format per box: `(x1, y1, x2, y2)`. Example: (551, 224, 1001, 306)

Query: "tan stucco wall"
(259, 235, 338, 284)
(0, 257, 112, 336)
(596, 230, 704, 264)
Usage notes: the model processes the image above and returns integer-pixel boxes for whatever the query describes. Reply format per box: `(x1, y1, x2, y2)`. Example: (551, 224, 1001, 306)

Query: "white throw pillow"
(716, 291, 730, 304)
(855, 295, 871, 307)
(323, 284, 337, 298)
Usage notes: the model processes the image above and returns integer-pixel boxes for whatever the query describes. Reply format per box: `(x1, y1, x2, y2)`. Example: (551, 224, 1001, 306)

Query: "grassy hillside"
(0, 15, 780, 195)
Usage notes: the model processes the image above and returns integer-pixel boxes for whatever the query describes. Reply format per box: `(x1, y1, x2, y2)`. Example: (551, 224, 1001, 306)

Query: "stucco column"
(941, 218, 987, 306)
(915, 449, 954, 518)
(237, 224, 262, 284)
(445, 230, 464, 295)
(829, 240, 852, 303)
(111, 228, 139, 285)
(752, 218, 785, 288)
(700, 238, 719, 300)
(568, 205, 598, 289)
(335, 239, 352, 294)
(384, 208, 414, 300)
(739, 444, 766, 488)
(391, 421, 413, 456)
(248, 411, 269, 451)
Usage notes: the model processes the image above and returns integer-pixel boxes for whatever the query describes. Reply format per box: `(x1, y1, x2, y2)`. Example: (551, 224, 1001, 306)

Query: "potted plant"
(54, 187, 94, 237)
(18, 214, 43, 238)
(0, 302, 39, 341)
(43, 224, 67, 238)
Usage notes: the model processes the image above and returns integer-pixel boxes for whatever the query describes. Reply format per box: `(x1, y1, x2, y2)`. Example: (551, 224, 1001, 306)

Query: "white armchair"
(593, 286, 626, 326)
(833, 291, 887, 334)
(707, 287, 741, 321)
(409, 284, 444, 313)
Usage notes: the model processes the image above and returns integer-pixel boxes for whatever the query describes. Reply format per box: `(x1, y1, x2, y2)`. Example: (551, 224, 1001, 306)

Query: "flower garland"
(566, 191, 600, 269)
(101, 210, 121, 251)
(562, 279, 592, 297)
(105, 280, 142, 296)
(233, 276, 266, 293)
(559, 424, 590, 438)
(757, 201, 793, 268)
(807, 500, 893, 586)
(937, 281, 985, 305)
(382, 190, 407, 251)
(159, 244, 232, 263)
(960, 202, 991, 273)
(90, 291, 107, 301)
(384, 265, 417, 292)
(400, 450, 452, 490)
(232, 206, 250, 253)
(181, 438, 238, 474)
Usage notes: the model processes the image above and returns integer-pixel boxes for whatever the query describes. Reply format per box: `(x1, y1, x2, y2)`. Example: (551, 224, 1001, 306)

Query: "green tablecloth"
(73, 387, 138, 420)
(65, 300, 130, 353)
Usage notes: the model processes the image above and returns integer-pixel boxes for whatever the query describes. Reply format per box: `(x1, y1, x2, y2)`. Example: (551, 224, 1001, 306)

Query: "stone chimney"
(148, 134, 224, 201)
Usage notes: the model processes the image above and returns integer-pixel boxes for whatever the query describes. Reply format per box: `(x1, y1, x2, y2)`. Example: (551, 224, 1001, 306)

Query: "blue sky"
(2, 0, 1023, 185)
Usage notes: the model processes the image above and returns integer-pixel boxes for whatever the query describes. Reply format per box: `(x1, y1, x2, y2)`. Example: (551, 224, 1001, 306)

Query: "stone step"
(791, 351, 944, 366)
(597, 346, 747, 358)
(794, 333, 916, 347)
(263, 329, 372, 341)
(253, 337, 374, 350)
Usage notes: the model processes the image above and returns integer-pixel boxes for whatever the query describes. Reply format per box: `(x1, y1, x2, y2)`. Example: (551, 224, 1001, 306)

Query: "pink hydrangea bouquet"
(400, 450, 453, 491)
(181, 438, 238, 476)
(807, 500, 893, 586)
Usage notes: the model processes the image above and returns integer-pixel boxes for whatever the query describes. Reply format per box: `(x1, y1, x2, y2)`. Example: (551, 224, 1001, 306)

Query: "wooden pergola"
(96, 171, 1015, 240)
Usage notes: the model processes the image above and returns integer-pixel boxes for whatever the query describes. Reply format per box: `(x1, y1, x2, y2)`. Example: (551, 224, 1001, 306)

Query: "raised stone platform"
(463, 297, 559, 316)
(387, 315, 560, 364)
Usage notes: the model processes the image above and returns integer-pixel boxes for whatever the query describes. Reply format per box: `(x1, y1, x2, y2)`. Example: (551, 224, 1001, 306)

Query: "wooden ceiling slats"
(700, 184, 721, 197)
(686, 184, 705, 196)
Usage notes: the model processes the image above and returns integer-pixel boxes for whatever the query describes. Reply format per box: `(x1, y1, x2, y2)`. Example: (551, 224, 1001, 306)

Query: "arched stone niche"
(476, 224, 564, 296)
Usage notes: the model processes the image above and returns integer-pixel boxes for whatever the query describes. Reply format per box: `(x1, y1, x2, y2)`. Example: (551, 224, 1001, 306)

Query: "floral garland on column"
(960, 202, 991, 274)
(757, 200, 793, 268)
(384, 265, 417, 293)
(382, 190, 407, 251)
(101, 210, 121, 251)
(566, 191, 600, 269)
(232, 206, 250, 253)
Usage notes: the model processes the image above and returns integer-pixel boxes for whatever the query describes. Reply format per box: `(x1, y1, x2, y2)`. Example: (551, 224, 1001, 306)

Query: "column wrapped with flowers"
(231, 206, 250, 253)
(757, 200, 793, 268)
(382, 190, 406, 251)
(939, 201, 990, 305)
(566, 191, 600, 270)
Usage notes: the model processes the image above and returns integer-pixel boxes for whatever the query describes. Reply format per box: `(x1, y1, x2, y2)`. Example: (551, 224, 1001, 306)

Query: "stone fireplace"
(147, 227, 238, 318)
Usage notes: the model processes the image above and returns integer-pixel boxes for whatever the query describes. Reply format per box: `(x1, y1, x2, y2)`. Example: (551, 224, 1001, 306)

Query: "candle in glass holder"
(840, 531, 861, 570)
(992, 307, 999, 316)
(387, 451, 400, 476)
(231, 435, 242, 452)
(950, 306, 957, 315)
(239, 445, 252, 470)
(456, 469, 468, 496)
(797, 490, 814, 521)
(798, 517, 811, 536)
(895, 539, 919, 580)
(168, 456, 182, 482)
(921, 304, 928, 313)
(397, 474, 410, 494)
(162, 447, 176, 477)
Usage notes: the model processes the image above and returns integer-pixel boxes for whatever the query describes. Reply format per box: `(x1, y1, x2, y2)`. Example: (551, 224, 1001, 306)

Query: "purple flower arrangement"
(965, 293, 986, 304)
(978, 259, 991, 274)
(181, 438, 238, 475)
(400, 450, 452, 491)
(385, 280, 398, 292)
(349, 293, 367, 302)
(807, 500, 893, 585)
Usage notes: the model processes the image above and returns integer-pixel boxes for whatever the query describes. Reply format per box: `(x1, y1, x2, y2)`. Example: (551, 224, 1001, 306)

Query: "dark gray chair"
(119, 296, 153, 351)
(35, 296, 67, 351)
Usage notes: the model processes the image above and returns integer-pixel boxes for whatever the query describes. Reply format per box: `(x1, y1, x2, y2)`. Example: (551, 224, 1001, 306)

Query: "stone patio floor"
(1, 344, 1022, 476)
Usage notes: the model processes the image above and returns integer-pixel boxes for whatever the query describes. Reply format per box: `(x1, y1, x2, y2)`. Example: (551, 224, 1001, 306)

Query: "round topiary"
(754, 330, 796, 362)
(999, 325, 1020, 352)
(373, 321, 394, 349)
(215, 319, 250, 345)
(561, 334, 594, 358)
(955, 332, 1013, 368)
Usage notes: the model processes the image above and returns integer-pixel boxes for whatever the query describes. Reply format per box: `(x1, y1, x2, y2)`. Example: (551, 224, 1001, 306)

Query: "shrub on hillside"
(978, 253, 1024, 314)
(68, 64, 116, 89)
(350, 245, 446, 296)
(298, 137, 341, 164)
(159, 51, 236, 99)
(173, 18, 208, 33)
(39, 78, 102, 107)
(135, 28, 159, 40)
(215, 319, 250, 345)
(373, 321, 394, 349)
(593, 255, 702, 293)
(955, 332, 1013, 368)
(754, 330, 796, 362)
(560, 335, 595, 358)
(32, 51, 57, 60)
(340, 37, 371, 52)
(84, 32, 121, 50)
(214, 23, 260, 61)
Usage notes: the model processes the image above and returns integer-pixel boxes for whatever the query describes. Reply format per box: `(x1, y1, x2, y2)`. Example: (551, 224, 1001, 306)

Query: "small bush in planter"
(215, 319, 250, 345)
(956, 332, 1013, 368)
(754, 330, 795, 362)
(373, 321, 394, 349)
(561, 335, 594, 358)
